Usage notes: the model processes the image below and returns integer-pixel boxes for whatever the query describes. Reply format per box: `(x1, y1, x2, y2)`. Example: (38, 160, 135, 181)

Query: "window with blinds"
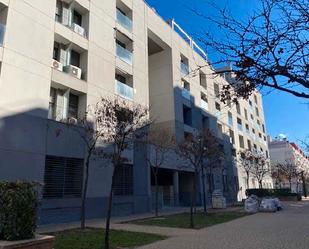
(43, 155, 84, 199)
(113, 164, 133, 196)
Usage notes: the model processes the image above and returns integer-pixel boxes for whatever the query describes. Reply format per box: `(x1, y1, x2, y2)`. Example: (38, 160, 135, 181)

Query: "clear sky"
(145, 0, 309, 144)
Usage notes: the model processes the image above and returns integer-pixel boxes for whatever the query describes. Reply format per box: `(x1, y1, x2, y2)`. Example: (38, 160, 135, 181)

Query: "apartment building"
(0, 0, 270, 224)
(269, 137, 309, 193)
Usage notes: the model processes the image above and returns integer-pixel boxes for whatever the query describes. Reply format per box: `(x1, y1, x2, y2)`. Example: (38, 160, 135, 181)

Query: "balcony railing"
(116, 9, 132, 32)
(0, 23, 5, 46)
(115, 80, 134, 100)
(116, 44, 133, 65)
(201, 99, 208, 110)
(182, 88, 191, 100)
(180, 62, 189, 75)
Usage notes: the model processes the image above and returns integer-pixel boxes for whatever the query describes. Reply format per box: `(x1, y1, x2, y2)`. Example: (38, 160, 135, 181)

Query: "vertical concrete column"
(173, 170, 179, 206)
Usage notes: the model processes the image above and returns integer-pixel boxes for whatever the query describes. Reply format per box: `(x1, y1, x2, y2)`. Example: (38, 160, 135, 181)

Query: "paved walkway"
(138, 200, 309, 249)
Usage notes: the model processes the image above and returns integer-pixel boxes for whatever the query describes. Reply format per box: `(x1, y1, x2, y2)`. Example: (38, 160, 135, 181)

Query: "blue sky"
(145, 0, 309, 143)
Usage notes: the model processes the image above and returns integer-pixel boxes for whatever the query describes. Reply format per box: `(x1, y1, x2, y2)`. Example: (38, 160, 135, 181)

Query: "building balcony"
(115, 80, 134, 100)
(201, 99, 208, 110)
(182, 88, 191, 101)
(116, 44, 133, 65)
(116, 9, 132, 32)
(180, 62, 189, 75)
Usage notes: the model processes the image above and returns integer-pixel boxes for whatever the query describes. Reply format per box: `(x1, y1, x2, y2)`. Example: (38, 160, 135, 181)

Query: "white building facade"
(0, 0, 271, 224)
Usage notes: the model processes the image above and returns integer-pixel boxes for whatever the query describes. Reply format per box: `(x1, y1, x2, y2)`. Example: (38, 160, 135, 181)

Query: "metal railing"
(116, 80, 134, 100)
(116, 9, 133, 32)
(116, 44, 133, 65)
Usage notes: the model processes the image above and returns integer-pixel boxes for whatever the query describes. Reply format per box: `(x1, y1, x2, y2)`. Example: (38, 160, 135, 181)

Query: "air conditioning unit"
(63, 65, 82, 79)
(52, 59, 63, 71)
(72, 23, 86, 37)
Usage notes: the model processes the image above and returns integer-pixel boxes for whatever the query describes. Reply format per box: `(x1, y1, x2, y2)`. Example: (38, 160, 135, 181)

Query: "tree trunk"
(301, 172, 307, 197)
(190, 190, 194, 228)
(80, 152, 91, 230)
(104, 167, 116, 249)
(259, 180, 263, 189)
(201, 167, 207, 214)
(154, 173, 159, 217)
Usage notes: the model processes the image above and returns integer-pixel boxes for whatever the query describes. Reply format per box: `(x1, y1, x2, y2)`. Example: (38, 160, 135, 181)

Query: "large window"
(68, 93, 79, 119)
(183, 105, 192, 126)
(113, 164, 133, 196)
(43, 156, 84, 199)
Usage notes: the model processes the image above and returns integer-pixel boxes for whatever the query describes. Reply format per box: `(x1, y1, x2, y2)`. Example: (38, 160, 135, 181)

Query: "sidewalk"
(38, 206, 193, 235)
(38, 205, 243, 236)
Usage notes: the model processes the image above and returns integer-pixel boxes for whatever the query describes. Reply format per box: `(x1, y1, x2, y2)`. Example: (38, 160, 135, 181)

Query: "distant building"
(269, 137, 309, 193)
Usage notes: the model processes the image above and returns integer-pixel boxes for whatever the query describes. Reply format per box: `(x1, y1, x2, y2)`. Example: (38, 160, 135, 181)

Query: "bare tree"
(201, 129, 225, 212)
(238, 149, 255, 190)
(250, 153, 270, 188)
(103, 98, 150, 249)
(196, 0, 309, 101)
(143, 128, 174, 217)
(67, 98, 116, 230)
(274, 161, 300, 190)
(175, 129, 223, 227)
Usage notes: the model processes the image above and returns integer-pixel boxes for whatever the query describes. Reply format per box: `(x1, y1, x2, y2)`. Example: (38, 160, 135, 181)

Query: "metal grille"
(43, 155, 84, 199)
(113, 164, 133, 196)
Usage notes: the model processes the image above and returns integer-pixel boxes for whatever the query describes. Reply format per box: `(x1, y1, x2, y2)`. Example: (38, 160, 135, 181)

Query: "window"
(55, 0, 62, 22)
(183, 105, 192, 126)
(68, 93, 79, 119)
(227, 112, 233, 126)
(254, 95, 258, 104)
(249, 100, 253, 107)
(182, 80, 190, 91)
(245, 124, 249, 133)
(247, 139, 252, 150)
(53, 42, 60, 60)
(48, 88, 56, 119)
(237, 118, 242, 131)
(244, 108, 248, 120)
(229, 129, 235, 144)
(255, 107, 259, 117)
(200, 72, 207, 89)
(116, 39, 126, 49)
(113, 164, 133, 196)
(214, 83, 220, 97)
(253, 144, 257, 150)
(262, 124, 265, 133)
(239, 135, 244, 148)
(232, 149, 236, 157)
(73, 10, 82, 26)
(215, 102, 221, 111)
(236, 103, 241, 115)
(43, 155, 84, 199)
(250, 114, 254, 121)
(70, 50, 80, 67)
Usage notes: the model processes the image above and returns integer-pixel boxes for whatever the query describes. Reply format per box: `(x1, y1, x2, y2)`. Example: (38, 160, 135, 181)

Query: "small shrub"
(0, 181, 39, 241)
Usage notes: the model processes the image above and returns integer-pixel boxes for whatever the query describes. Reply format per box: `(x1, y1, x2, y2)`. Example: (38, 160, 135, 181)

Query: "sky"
(145, 0, 309, 144)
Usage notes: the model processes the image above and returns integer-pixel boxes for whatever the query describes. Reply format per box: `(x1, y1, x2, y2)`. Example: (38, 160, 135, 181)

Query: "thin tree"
(144, 127, 174, 217)
(174, 130, 220, 227)
(194, 0, 309, 101)
(238, 149, 255, 190)
(250, 153, 270, 189)
(201, 129, 225, 212)
(103, 98, 150, 249)
(67, 98, 116, 230)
